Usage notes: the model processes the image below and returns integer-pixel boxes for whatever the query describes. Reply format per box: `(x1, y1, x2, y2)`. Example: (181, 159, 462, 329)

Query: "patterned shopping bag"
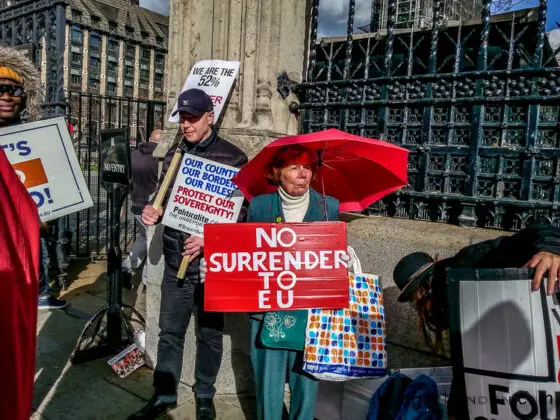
(303, 247, 387, 380)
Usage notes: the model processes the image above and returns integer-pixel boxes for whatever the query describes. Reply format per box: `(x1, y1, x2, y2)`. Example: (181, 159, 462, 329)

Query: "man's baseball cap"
(171, 88, 214, 117)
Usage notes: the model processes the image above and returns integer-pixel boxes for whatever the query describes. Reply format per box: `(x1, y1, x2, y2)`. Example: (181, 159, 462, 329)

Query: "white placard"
(455, 275, 560, 419)
(168, 60, 240, 123)
(161, 154, 244, 237)
(0, 117, 93, 222)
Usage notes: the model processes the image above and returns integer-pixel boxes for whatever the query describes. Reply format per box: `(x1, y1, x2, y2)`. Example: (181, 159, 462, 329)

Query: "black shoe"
(196, 397, 216, 420)
(127, 395, 177, 420)
(38, 296, 67, 310)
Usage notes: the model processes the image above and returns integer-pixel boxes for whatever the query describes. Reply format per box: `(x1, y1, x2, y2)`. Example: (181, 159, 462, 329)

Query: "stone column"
(145, 0, 310, 398)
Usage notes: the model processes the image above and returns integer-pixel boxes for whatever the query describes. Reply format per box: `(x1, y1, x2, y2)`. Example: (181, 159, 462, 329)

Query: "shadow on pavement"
(34, 266, 151, 419)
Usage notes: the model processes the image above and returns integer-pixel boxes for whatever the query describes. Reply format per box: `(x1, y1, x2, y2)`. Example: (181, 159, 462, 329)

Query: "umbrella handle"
(317, 149, 324, 167)
(315, 149, 329, 221)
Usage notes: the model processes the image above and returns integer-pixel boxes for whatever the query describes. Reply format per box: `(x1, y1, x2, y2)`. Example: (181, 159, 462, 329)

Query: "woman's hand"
(182, 236, 204, 259)
(524, 251, 560, 295)
(341, 246, 357, 273)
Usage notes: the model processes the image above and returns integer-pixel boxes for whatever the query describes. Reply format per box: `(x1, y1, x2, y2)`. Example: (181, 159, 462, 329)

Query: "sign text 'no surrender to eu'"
(204, 222, 349, 312)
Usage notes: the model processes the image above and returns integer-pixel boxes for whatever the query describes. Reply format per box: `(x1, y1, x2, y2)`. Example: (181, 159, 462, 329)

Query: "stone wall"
(342, 214, 509, 368)
(162, 0, 308, 157)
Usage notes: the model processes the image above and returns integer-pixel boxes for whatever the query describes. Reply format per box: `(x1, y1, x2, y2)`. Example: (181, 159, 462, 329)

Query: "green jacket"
(247, 188, 339, 320)
(247, 188, 339, 224)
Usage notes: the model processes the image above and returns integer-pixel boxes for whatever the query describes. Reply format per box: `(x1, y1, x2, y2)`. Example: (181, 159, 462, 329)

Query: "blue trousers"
(249, 318, 318, 420)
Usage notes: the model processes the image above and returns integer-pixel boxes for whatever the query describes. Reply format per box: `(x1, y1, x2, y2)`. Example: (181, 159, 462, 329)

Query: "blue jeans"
(38, 237, 51, 299)
(55, 216, 71, 268)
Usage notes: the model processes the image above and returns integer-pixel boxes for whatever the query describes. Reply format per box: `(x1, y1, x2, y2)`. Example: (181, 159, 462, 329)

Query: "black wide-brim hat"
(393, 252, 436, 302)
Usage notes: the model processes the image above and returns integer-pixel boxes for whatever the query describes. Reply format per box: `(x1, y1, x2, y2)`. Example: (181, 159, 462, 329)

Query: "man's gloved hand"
(200, 257, 207, 283)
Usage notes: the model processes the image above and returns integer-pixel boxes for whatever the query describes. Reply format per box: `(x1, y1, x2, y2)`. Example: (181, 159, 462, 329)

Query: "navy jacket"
(157, 130, 248, 278)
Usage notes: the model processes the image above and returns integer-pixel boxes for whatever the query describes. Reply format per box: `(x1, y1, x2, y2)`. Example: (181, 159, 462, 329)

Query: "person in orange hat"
(0, 47, 67, 310)
(0, 45, 47, 420)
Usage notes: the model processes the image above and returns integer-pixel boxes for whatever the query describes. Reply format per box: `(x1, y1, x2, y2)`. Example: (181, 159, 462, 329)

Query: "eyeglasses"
(0, 84, 24, 97)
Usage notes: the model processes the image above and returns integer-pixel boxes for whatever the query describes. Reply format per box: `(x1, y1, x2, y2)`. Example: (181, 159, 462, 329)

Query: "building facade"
(65, 0, 168, 101)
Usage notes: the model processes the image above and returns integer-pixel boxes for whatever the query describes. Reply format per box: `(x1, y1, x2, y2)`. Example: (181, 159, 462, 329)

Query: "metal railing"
(65, 91, 166, 256)
(300, 0, 560, 230)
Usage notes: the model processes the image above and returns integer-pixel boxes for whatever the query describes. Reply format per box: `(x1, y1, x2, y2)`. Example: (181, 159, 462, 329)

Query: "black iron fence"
(300, 0, 560, 230)
(65, 91, 166, 257)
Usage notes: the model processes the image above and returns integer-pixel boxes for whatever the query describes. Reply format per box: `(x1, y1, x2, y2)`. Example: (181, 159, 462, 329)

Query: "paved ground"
(33, 258, 254, 420)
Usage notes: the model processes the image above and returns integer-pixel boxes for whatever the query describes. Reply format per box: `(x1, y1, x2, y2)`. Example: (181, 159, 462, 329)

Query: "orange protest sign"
(12, 158, 48, 188)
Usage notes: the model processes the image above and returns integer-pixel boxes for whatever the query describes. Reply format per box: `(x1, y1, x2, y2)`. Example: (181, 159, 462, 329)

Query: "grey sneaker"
(38, 296, 68, 310)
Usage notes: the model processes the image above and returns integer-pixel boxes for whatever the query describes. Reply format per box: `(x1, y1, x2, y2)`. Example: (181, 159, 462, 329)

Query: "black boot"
(127, 395, 177, 420)
(195, 397, 216, 420)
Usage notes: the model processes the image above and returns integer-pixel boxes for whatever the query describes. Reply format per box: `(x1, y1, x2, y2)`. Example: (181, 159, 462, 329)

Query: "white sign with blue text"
(0, 117, 93, 222)
(161, 154, 244, 237)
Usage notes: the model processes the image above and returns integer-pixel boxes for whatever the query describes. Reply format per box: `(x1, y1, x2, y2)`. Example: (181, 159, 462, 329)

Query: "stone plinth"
(342, 214, 509, 368)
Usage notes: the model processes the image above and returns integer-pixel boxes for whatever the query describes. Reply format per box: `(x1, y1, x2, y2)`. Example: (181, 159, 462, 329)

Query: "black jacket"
(432, 224, 560, 318)
(130, 142, 159, 211)
(157, 130, 248, 278)
(439, 224, 560, 419)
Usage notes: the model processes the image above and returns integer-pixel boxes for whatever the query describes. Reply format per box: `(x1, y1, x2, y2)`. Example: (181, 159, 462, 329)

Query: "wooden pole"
(177, 254, 191, 279)
(152, 149, 183, 210)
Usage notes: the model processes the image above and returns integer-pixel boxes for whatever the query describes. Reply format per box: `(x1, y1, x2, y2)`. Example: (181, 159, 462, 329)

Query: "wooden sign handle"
(149, 148, 191, 279)
(152, 149, 183, 210)
(177, 255, 191, 279)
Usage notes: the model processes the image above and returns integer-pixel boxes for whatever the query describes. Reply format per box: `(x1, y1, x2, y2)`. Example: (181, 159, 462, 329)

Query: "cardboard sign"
(0, 117, 93, 222)
(204, 222, 349, 312)
(161, 154, 244, 237)
(447, 268, 560, 419)
(168, 60, 240, 123)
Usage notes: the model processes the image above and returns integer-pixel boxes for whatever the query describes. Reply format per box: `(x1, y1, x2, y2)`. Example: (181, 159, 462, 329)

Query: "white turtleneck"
(278, 186, 310, 223)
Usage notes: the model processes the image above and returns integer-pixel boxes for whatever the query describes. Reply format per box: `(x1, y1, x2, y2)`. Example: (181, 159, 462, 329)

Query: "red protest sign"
(204, 222, 349, 312)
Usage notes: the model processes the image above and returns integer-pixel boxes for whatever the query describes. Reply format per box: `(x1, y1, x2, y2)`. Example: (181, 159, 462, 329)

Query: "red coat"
(0, 147, 39, 420)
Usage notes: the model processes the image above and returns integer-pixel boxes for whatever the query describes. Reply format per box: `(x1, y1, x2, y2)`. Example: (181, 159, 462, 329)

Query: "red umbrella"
(232, 128, 408, 212)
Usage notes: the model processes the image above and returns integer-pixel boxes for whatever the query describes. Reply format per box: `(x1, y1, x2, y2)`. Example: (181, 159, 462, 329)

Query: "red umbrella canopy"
(232, 128, 409, 212)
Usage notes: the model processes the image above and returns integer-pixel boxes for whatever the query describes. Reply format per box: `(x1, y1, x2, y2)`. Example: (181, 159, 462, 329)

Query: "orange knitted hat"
(0, 66, 24, 84)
